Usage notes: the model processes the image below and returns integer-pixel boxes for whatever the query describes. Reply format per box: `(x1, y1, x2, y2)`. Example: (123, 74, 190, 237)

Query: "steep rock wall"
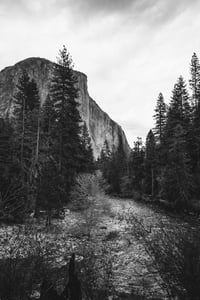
(0, 57, 130, 158)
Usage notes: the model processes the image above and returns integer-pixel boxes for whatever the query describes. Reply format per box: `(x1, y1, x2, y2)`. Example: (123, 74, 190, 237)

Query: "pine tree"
(33, 95, 57, 216)
(49, 45, 82, 200)
(0, 118, 13, 192)
(107, 132, 128, 194)
(13, 71, 40, 171)
(129, 137, 145, 192)
(97, 140, 112, 183)
(193, 105, 200, 166)
(167, 76, 191, 131)
(98, 134, 128, 195)
(0, 118, 26, 221)
(190, 104, 200, 195)
(168, 76, 191, 129)
(40, 95, 57, 160)
(79, 122, 94, 173)
(153, 93, 167, 144)
(189, 54, 200, 175)
(38, 160, 62, 225)
(161, 124, 193, 207)
(144, 130, 157, 196)
(13, 71, 40, 210)
(165, 76, 191, 165)
(189, 52, 200, 110)
(99, 140, 111, 166)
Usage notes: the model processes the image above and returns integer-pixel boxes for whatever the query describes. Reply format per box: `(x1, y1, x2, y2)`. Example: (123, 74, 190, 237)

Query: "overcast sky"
(1, 0, 200, 146)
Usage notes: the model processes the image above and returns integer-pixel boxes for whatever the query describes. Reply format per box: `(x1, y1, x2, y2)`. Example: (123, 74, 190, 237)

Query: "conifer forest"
(1, 46, 200, 300)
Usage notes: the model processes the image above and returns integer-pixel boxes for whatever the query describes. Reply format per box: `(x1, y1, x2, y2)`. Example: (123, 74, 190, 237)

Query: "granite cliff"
(0, 57, 130, 158)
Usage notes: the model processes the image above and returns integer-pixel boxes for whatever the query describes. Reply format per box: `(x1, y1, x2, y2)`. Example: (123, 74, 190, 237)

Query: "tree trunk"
(35, 109, 41, 162)
(46, 209, 52, 227)
(21, 97, 25, 184)
(151, 168, 154, 197)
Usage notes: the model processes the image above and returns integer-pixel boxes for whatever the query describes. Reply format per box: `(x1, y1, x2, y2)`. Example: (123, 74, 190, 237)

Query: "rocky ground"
(0, 196, 195, 299)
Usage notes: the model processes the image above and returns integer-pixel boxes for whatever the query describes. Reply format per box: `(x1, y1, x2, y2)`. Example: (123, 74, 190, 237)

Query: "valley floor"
(0, 195, 197, 299)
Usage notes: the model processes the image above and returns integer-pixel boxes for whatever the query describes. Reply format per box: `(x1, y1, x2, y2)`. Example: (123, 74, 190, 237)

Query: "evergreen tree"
(99, 140, 111, 163)
(190, 104, 200, 195)
(13, 71, 40, 211)
(193, 105, 200, 166)
(0, 118, 13, 195)
(40, 95, 57, 160)
(176, 77, 190, 120)
(107, 132, 128, 194)
(13, 71, 40, 177)
(167, 76, 191, 131)
(144, 130, 157, 196)
(161, 124, 193, 207)
(153, 93, 167, 143)
(49, 45, 82, 201)
(160, 77, 193, 205)
(189, 52, 200, 110)
(153, 93, 167, 186)
(32, 95, 57, 216)
(38, 160, 62, 225)
(129, 137, 145, 192)
(0, 118, 12, 176)
(97, 140, 111, 179)
(0, 118, 26, 221)
(39, 47, 95, 212)
(98, 134, 128, 195)
(79, 122, 94, 173)
(189, 53, 200, 176)
(165, 76, 191, 164)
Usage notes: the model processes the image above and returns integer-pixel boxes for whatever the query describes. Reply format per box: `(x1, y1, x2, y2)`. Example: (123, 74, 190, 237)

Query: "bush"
(120, 176, 134, 198)
(0, 180, 27, 223)
(0, 225, 54, 300)
(132, 189, 143, 201)
(70, 172, 104, 211)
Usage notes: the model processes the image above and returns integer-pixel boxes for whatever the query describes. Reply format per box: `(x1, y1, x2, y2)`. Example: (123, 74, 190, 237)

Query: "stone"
(0, 57, 130, 158)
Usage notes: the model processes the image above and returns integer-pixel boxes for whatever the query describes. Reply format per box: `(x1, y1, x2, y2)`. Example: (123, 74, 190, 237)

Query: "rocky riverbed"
(0, 196, 198, 299)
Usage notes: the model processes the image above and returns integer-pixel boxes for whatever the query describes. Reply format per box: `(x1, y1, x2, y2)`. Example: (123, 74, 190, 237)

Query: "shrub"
(70, 172, 104, 211)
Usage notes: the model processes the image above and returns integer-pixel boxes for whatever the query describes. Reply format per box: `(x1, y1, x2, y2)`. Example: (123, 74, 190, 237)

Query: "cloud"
(0, 0, 61, 17)
(0, 0, 200, 146)
(68, 0, 200, 26)
(1, 0, 199, 25)
(69, 0, 137, 14)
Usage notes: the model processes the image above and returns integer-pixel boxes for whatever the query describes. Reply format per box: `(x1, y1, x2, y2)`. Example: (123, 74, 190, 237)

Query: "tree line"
(1, 49, 199, 217)
(98, 52, 200, 210)
(0, 46, 94, 222)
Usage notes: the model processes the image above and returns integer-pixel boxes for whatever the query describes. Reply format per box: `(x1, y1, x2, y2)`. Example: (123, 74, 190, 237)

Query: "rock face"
(0, 57, 130, 158)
